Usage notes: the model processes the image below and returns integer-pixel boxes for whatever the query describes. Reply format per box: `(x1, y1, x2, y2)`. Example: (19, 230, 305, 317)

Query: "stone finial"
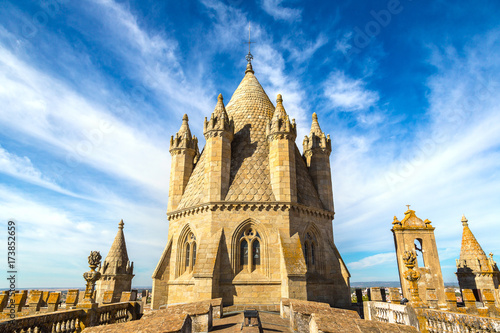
(303, 112, 331, 155)
(204, 93, 234, 139)
(81, 251, 102, 305)
(170, 114, 199, 155)
(402, 250, 425, 307)
(266, 94, 296, 141)
(118, 219, 124, 230)
(392, 216, 401, 225)
(461, 214, 468, 226)
(245, 62, 254, 74)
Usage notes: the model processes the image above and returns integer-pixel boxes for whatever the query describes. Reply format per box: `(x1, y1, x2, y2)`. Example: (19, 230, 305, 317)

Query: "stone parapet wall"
(364, 300, 500, 332)
(0, 289, 141, 332)
(418, 308, 500, 332)
(364, 301, 420, 329)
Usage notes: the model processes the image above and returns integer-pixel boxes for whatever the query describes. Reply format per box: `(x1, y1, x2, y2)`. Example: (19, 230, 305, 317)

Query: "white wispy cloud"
(324, 71, 380, 111)
(348, 253, 396, 270)
(0, 145, 72, 195)
(284, 33, 328, 65)
(260, 0, 302, 22)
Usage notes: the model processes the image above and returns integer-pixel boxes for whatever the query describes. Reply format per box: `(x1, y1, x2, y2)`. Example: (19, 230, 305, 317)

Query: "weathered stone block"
(369, 287, 383, 301)
(0, 291, 9, 312)
(120, 290, 137, 302)
(66, 289, 79, 308)
(389, 288, 400, 303)
(14, 290, 27, 312)
(27, 290, 43, 313)
(444, 287, 457, 311)
(47, 292, 60, 312)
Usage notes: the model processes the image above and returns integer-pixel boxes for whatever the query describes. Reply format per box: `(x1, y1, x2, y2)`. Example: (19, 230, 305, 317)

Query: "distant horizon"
(1, 281, 464, 291)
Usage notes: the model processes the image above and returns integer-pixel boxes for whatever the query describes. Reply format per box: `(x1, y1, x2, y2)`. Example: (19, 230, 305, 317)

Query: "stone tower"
(152, 59, 350, 309)
(96, 220, 134, 303)
(456, 215, 500, 305)
(392, 208, 446, 308)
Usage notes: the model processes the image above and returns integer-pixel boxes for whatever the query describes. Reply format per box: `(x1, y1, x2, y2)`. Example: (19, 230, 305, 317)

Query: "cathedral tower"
(392, 208, 446, 308)
(96, 220, 134, 303)
(456, 215, 500, 306)
(152, 59, 350, 309)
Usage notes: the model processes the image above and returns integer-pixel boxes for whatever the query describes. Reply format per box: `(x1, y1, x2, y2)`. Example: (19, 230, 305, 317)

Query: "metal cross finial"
(245, 22, 255, 63)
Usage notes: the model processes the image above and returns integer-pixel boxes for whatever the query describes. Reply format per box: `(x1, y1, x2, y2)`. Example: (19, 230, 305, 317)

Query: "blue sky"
(1, 0, 499, 288)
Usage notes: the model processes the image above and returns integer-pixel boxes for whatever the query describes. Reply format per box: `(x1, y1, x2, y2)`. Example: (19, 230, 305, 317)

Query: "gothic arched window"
(183, 232, 197, 273)
(239, 227, 261, 273)
(304, 232, 317, 271)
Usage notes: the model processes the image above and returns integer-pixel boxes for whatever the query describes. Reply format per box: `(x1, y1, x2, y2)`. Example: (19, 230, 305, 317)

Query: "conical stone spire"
(310, 113, 323, 137)
(266, 94, 296, 140)
(96, 220, 134, 303)
(204, 94, 234, 138)
(101, 220, 133, 275)
(457, 215, 491, 273)
(303, 113, 331, 154)
(170, 114, 198, 152)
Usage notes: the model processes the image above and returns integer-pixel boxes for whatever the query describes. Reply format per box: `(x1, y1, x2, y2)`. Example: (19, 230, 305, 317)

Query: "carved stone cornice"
(203, 130, 234, 140)
(169, 147, 197, 156)
(267, 132, 296, 142)
(167, 201, 335, 221)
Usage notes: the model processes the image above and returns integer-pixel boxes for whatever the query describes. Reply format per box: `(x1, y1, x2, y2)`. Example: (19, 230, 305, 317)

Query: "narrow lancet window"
(192, 243, 197, 267)
(185, 243, 190, 268)
(304, 242, 309, 266)
(253, 240, 260, 266)
(311, 243, 315, 265)
(241, 240, 248, 266)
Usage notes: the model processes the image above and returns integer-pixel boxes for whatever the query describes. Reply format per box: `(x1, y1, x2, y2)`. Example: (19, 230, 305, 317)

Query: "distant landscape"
(350, 281, 459, 288)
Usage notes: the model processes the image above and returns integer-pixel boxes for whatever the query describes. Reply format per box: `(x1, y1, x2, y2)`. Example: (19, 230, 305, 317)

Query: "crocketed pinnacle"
(101, 220, 133, 275)
(204, 93, 234, 137)
(266, 94, 296, 139)
(274, 94, 287, 119)
(170, 113, 198, 152)
(310, 112, 323, 137)
(303, 112, 331, 154)
(179, 114, 192, 138)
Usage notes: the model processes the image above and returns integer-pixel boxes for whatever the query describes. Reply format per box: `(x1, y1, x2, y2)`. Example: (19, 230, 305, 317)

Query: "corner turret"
(203, 94, 234, 201)
(267, 94, 297, 202)
(168, 114, 199, 213)
(303, 113, 333, 211)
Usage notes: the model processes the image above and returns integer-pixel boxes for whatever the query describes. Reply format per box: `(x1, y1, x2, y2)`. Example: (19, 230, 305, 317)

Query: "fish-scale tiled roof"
(176, 63, 323, 210)
(224, 65, 276, 202)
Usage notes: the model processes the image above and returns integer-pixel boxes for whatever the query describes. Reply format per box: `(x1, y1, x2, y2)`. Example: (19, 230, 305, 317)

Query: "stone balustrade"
(364, 298, 500, 332)
(0, 289, 139, 321)
(364, 301, 420, 329)
(418, 308, 500, 333)
(0, 308, 86, 333)
(0, 289, 142, 332)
